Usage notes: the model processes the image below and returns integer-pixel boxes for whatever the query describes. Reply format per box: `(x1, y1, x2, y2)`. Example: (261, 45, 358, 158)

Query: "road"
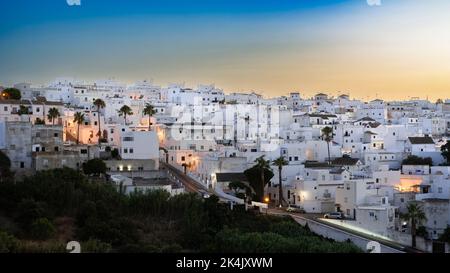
(267, 208, 426, 253)
(161, 162, 208, 193)
(161, 162, 241, 203)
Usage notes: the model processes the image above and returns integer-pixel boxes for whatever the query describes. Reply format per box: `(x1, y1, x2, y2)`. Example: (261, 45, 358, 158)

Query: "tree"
(402, 155, 433, 166)
(30, 218, 56, 240)
(0, 231, 18, 253)
(93, 99, 106, 145)
(439, 226, 450, 243)
(0, 151, 11, 180)
(47, 107, 60, 126)
(441, 141, 450, 165)
(1, 88, 21, 100)
(73, 112, 85, 145)
(111, 148, 120, 159)
(18, 105, 30, 115)
(118, 105, 133, 125)
(228, 181, 255, 204)
(402, 202, 427, 248)
(245, 156, 273, 202)
(436, 98, 444, 104)
(34, 118, 46, 125)
(82, 159, 107, 176)
(272, 156, 288, 207)
(416, 226, 428, 239)
(228, 181, 246, 194)
(321, 126, 333, 164)
(143, 103, 156, 131)
(16, 199, 50, 230)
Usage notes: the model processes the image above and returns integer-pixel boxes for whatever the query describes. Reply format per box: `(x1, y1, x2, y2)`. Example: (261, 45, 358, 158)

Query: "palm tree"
(93, 99, 106, 144)
(273, 156, 288, 207)
(47, 107, 61, 126)
(254, 155, 271, 202)
(143, 103, 156, 131)
(73, 112, 85, 145)
(402, 202, 427, 248)
(18, 105, 30, 115)
(118, 105, 133, 125)
(321, 126, 333, 164)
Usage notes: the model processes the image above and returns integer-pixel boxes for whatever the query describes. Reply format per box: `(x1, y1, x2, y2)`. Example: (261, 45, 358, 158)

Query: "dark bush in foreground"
(0, 168, 362, 253)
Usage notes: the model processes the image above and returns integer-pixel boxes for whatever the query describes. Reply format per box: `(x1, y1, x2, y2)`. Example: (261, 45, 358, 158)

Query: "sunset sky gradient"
(1, 0, 449, 100)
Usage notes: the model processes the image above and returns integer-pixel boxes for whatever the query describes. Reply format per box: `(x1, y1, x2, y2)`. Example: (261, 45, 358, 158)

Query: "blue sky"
(1, 0, 450, 100)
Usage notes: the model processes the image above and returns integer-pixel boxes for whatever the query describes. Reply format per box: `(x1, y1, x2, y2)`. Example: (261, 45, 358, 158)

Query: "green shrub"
(30, 218, 56, 240)
(0, 230, 18, 253)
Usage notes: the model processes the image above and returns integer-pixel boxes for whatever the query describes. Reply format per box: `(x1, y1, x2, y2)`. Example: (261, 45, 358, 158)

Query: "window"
(400, 198, 404, 203)
(54, 147, 59, 152)
(42, 147, 46, 152)
(181, 156, 185, 161)
(80, 149, 87, 154)
(20, 162, 25, 168)
(130, 149, 134, 154)
(54, 133, 58, 137)
(123, 137, 134, 141)
(124, 148, 128, 153)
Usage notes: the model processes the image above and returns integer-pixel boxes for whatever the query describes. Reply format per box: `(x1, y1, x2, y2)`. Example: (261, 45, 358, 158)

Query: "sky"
(0, 0, 450, 101)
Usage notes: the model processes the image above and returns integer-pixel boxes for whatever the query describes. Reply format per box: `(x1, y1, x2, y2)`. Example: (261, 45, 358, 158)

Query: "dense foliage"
(439, 226, 450, 243)
(0, 151, 12, 180)
(82, 159, 107, 176)
(0, 168, 361, 253)
(244, 166, 274, 202)
(402, 155, 433, 166)
(1, 88, 21, 100)
(441, 141, 450, 165)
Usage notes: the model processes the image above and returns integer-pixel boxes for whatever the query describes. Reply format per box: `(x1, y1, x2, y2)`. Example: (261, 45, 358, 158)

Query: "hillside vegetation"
(0, 168, 361, 253)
